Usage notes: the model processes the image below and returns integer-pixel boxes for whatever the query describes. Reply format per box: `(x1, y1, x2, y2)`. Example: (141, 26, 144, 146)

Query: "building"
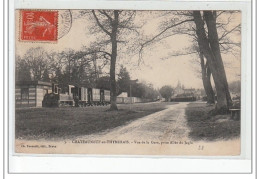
(174, 81, 184, 96)
(15, 81, 53, 108)
(173, 81, 203, 99)
(117, 92, 128, 97)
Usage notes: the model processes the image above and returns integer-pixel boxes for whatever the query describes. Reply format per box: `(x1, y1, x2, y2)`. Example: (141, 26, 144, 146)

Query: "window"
(21, 88, 29, 100)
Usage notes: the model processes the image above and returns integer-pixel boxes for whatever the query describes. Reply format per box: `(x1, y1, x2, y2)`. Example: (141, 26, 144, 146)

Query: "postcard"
(14, 8, 243, 156)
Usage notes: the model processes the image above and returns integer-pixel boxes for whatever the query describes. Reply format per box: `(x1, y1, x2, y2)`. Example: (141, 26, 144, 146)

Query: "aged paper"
(15, 9, 241, 155)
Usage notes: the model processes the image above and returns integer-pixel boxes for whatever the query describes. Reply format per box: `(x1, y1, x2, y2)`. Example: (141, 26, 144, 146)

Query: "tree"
(199, 51, 215, 104)
(50, 48, 106, 88)
(159, 86, 174, 102)
(23, 47, 49, 81)
(193, 11, 232, 113)
(16, 46, 111, 94)
(96, 76, 110, 90)
(59, 49, 76, 84)
(139, 11, 240, 113)
(142, 83, 160, 100)
(131, 82, 146, 98)
(16, 56, 31, 82)
(16, 48, 51, 82)
(90, 10, 137, 110)
(117, 65, 131, 95)
(42, 68, 50, 82)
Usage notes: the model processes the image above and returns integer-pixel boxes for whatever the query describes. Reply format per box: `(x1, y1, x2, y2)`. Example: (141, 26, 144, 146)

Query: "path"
(79, 102, 190, 141)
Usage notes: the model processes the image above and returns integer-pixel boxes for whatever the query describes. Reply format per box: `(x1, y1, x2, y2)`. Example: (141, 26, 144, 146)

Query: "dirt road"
(79, 102, 190, 141)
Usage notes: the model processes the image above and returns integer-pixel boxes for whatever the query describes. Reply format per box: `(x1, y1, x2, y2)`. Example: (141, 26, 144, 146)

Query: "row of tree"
(117, 66, 160, 99)
(159, 80, 241, 102)
(140, 11, 240, 113)
(16, 47, 104, 92)
(16, 48, 159, 100)
(17, 10, 240, 112)
(86, 10, 240, 112)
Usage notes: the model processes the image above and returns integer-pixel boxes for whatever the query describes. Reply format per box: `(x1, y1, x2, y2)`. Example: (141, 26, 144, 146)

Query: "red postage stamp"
(20, 10, 58, 42)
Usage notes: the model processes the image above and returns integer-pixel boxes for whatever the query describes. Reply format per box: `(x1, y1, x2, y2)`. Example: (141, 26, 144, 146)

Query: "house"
(15, 81, 53, 108)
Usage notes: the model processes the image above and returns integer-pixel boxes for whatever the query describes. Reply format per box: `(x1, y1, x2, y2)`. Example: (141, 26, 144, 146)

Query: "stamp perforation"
(18, 9, 59, 43)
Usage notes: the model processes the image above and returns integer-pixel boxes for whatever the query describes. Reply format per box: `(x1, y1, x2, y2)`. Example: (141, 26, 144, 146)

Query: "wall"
(36, 85, 52, 107)
(116, 97, 152, 104)
(15, 85, 37, 108)
(16, 83, 52, 108)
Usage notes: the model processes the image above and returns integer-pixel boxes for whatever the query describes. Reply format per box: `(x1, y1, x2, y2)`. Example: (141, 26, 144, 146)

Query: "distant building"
(117, 92, 128, 97)
(173, 81, 203, 99)
(174, 81, 197, 96)
(174, 81, 184, 96)
(15, 81, 52, 108)
(183, 88, 196, 94)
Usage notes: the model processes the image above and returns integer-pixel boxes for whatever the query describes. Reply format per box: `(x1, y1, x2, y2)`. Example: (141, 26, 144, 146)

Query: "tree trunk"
(203, 11, 232, 108)
(199, 52, 215, 104)
(193, 11, 231, 113)
(109, 11, 119, 110)
(205, 65, 215, 103)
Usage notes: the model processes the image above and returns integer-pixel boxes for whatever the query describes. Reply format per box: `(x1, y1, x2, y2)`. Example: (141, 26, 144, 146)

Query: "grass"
(185, 103, 240, 141)
(16, 102, 176, 140)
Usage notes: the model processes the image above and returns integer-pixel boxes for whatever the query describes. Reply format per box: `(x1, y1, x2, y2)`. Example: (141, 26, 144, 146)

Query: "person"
(74, 95, 79, 107)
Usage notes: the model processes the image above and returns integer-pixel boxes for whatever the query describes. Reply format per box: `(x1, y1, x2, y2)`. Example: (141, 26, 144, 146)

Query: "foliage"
(117, 65, 131, 95)
(16, 48, 107, 91)
(159, 85, 174, 101)
(139, 11, 240, 111)
(16, 48, 159, 101)
(96, 76, 110, 90)
(42, 69, 50, 82)
(16, 56, 31, 81)
(116, 65, 159, 100)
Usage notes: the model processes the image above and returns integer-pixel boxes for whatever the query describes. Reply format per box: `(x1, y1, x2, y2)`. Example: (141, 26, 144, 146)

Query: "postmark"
(58, 10, 72, 39)
(20, 10, 58, 42)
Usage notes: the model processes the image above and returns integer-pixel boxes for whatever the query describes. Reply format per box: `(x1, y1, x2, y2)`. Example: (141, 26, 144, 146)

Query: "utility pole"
(130, 83, 132, 110)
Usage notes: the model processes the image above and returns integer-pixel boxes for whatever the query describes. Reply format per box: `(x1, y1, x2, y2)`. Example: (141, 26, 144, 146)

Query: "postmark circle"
(58, 10, 72, 39)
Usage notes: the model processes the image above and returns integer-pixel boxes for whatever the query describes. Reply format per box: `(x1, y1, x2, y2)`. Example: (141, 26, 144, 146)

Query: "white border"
(7, 0, 253, 174)
(15, 0, 250, 10)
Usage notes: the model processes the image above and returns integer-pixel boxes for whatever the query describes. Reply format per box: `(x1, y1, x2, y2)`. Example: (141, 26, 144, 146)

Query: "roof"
(16, 80, 52, 87)
(117, 92, 128, 97)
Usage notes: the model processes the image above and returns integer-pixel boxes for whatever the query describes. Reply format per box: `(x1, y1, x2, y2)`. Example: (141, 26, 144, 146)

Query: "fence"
(116, 97, 153, 104)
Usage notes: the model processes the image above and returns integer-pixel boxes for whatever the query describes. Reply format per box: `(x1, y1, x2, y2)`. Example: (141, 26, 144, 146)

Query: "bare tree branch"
(120, 11, 136, 27)
(98, 10, 113, 23)
(166, 51, 198, 58)
(141, 19, 194, 49)
(219, 42, 241, 47)
(92, 10, 112, 37)
(219, 24, 241, 41)
(138, 19, 194, 63)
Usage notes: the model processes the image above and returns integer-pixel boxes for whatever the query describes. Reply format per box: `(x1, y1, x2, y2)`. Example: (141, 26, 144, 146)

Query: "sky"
(16, 10, 241, 89)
